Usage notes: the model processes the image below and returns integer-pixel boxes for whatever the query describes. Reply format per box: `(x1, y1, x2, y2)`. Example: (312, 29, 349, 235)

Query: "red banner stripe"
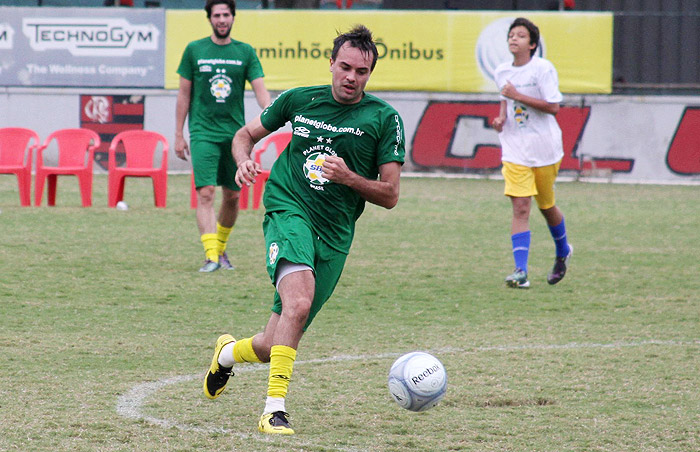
(84, 124, 144, 135)
(113, 103, 145, 116)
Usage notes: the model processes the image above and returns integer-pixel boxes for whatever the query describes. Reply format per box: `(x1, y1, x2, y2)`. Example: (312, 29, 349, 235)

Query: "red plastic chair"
(251, 132, 292, 210)
(108, 130, 169, 208)
(35, 128, 101, 207)
(0, 127, 40, 206)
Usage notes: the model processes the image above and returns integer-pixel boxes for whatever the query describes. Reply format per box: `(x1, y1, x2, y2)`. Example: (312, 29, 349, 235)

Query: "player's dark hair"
(509, 17, 540, 56)
(331, 25, 378, 72)
(206, 0, 235, 18)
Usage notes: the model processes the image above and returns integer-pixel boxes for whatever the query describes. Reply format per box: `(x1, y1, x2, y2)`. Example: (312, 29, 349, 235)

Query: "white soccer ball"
(388, 351, 447, 412)
(116, 201, 128, 211)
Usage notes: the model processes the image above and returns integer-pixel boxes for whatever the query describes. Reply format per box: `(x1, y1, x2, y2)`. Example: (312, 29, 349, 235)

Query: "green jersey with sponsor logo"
(260, 85, 405, 254)
(177, 37, 264, 141)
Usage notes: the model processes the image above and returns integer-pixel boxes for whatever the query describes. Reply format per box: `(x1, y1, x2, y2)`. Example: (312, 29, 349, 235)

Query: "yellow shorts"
(501, 160, 561, 210)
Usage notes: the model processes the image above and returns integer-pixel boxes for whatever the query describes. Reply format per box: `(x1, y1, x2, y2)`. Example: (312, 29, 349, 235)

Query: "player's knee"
(513, 205, 530, 219)
(283, 297, 312, 326)
(197, 186, 216, 204)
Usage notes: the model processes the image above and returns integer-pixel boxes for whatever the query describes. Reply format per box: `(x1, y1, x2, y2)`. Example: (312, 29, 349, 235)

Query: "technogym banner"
(166, 10, 612, 94)
(0, 7, 164, 87)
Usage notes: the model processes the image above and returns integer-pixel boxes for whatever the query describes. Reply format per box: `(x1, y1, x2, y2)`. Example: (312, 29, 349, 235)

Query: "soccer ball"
(388, 351, 447, 412)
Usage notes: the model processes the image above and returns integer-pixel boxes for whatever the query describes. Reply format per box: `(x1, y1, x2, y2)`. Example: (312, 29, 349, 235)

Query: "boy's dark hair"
(509, 17, 540, 57)
(331, 25, 378, 72)
(206, 0, 235, 18)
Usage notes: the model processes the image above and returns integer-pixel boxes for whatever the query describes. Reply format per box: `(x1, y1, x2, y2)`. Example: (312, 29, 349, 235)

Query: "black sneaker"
(203, 334, 235, 399)
(547, 244, 573, 285)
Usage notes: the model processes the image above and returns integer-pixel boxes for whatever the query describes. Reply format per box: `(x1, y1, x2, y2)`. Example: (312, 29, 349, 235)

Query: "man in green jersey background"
(175, 0, 270, 273)
(202, 25, 405, 435)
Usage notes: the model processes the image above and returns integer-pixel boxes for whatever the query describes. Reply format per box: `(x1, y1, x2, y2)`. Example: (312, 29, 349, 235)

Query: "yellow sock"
(201, 233, 219, 262)
(216, 222, 233, 256)
(268, 345, 297, 399)
(233, 337, 263, 363)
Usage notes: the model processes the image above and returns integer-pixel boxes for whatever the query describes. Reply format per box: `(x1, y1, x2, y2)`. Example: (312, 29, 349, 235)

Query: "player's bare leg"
(256, 269, 314, 435)
(541, 205, 572, 285)
(216, 187, 240, 270)
(506, 196, 531, 288)
(197, 185, 220, 272)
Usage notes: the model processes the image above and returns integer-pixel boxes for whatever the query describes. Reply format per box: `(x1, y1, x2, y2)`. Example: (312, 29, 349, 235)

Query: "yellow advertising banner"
(166, 10, 612, 93)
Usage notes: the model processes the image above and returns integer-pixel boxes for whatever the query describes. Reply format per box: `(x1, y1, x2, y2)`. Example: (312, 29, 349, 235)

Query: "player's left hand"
(174, 136, 189, 161)
(321, 155, 353, 184)
(235, 159, 261, 187)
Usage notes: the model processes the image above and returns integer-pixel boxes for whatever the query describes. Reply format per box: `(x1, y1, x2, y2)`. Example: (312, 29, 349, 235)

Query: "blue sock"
(548, 218, 570, 258)
(511, 231, 530, 273)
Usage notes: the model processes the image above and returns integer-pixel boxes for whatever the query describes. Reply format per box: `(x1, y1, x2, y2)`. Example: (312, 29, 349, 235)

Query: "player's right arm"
(174, 76, 192, 160)
(232, 116, 273, 187)
(492, 100, 507, 132)
(250, 77, 271, 110)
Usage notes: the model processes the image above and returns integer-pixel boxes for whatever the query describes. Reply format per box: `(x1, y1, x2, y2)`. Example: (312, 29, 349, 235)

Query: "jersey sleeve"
(176, 43, 194, 81)
(376, 108, 406, 166)
(538, 62, 563, 103)
(245, 44, 265, 82)
(260, 88, 295, 132)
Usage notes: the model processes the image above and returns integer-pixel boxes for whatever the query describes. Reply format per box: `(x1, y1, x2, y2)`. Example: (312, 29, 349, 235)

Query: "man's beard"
(213, 26, 231, 39)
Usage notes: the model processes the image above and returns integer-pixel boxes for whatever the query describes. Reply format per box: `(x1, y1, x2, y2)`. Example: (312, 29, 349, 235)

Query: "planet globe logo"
(303, 152, 330, 185)
(210, 78, 231, 100)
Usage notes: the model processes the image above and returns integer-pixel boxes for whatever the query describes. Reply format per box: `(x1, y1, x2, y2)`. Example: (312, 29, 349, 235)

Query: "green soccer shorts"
(263, 210, 348, 330)
(190, 138, 240, 191)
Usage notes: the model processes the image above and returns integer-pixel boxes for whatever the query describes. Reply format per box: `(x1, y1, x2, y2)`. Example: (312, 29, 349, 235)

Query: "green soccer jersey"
(177, 37, 264, 141)
(260, 85, 406, 254)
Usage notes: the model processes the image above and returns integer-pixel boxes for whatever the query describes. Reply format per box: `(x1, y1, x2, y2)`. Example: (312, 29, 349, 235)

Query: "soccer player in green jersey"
(202, 25, 405, 435)
(175, 0, 270, 273)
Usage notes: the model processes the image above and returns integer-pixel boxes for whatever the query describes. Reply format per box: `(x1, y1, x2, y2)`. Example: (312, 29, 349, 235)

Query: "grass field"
(0, 174, 698, 451)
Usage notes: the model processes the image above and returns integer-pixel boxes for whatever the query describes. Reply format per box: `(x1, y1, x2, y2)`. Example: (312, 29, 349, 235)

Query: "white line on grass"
(116, 338, 698, 446)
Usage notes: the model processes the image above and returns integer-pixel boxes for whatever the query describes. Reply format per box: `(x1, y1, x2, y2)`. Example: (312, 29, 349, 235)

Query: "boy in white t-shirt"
(491, 17, 573, 288)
